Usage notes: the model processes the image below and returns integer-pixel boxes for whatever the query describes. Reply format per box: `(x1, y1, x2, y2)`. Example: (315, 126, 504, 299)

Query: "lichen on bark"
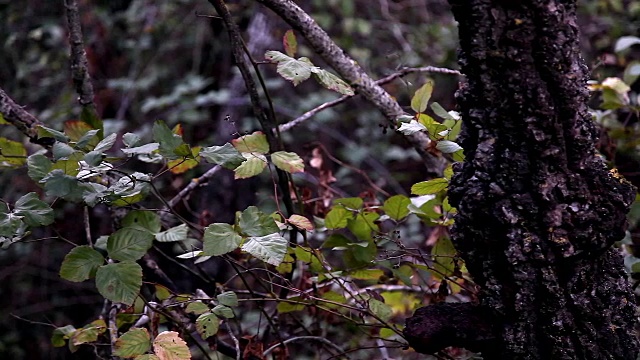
(406, 1, 639, 359)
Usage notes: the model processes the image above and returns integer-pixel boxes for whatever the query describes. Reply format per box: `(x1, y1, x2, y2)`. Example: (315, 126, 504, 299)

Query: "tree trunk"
(406, 1, 639, 359)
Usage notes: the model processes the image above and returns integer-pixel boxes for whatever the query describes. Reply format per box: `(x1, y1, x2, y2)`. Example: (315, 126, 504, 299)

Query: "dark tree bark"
(405, 1, 639, 359)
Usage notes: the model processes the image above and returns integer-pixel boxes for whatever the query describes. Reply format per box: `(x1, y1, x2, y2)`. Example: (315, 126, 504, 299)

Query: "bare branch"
(0, 88, 43, 141)
(167, 165, 222, 209)
(64, 0, 98, 113)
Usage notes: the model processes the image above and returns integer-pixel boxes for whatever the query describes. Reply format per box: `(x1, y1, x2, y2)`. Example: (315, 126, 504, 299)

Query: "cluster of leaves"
(264, 30, 355, 96)
(396, 80, 464, 162)
(1, 76, 472, 358)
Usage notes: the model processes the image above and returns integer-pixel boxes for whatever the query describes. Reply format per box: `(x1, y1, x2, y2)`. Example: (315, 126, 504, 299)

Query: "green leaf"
(199, 143, 246, 169)
(322, 234, 350, 249)
(81, 183, 109, 207)
(168, 156, 200, 176)
(431, 236, 457, 278)
(94, 133, 117, 153)
(202, 223, 243, 256)
(436, 140, 463, 154)
(59, 246, 104, 282)
(84, 151, 104, 167)
(615, 35, 640, 53)
(109, 172, 151, 206)
(320, 291, 347, 309)
(431, 102, 454, 120)
(452, 149, 465, 162)
(265, 51, 314, 86)
(411, 81, 433, 113)
(443, 165, 454, 180)
(294, 246, 324, 272)
(135, 355, 160, 360)
(443, 197, 456, 213)
(623, 61, 640, 85)
(75, 130, 100, 150)
(411, 178, 448, 195)
(107, 227, 155, 262)
(271, 151, 304, 173)
(312, 69, 355, 96)
(122, 210, 161, 233)
(382, 195, 411, 221)
(212, 305, 235, 319)
(51, 151, 83, 176)
(350, 268, 384, 280)
(121, 143, 160, 156)
(231, 132, 270, 154)
(37, 125, 69, 143)
(64, 120, 93, 142)
(347, 212, 380, 241)
(277, 298, 307, 313)
(217, 291, 239, 307)
(27, 154, 53, 182)
(71, 319, 106, 346)
(417, 114, 448, 140)
(283, 29, 297, 57)
(152, 121, 185, 159)
(397, 120, 427, 135)
(325, 206, 353, 229)
(349, 239, 377, 265)
(242, 233, 288, 266)
(446, 119, 462, 141)
(153, 332, 190, 360)
(239, 206, 280, 237)
(80, 106, 104, 136)
(14, 192, 54, 226)
(114, 328, 151, 358)
(0, 137, 27, 168)
(276, 251, 294, 274)
(155, 285, 172, 301)
(234, 153, 267, 179)
(95, 262, 142, 306)
(0, 203, 21, 237)
(195, 313, 220, 339)
(368, 298, 393, 322)
(0, 113, 6, 124)
(155, 224, 188, 242)
(335, 197, 363, 209)
(122, 133, 141, 147)
(186, 302, 210, 315)
(40, 170, 84, 202)
(51, 325, 76, 347)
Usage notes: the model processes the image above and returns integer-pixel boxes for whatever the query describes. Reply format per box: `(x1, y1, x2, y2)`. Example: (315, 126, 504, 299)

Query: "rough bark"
(406, 1, 639, 359)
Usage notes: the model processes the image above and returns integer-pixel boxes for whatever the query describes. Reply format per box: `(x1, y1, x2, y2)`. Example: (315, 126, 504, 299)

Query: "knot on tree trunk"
(404, 302, 499, 355)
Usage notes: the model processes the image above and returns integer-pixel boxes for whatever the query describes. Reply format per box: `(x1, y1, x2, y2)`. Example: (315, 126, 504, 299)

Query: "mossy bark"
(406, 1, 639, 358)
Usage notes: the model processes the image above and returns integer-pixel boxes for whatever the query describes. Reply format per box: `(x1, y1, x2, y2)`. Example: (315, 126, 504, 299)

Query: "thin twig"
(225, 321, 241, 360)
(167, 165, 221, 209)
(279, 65, 461, 132)
(107, 303, 118, 355)
(83, 206, 92, 247)
(262, 336, 346, 357)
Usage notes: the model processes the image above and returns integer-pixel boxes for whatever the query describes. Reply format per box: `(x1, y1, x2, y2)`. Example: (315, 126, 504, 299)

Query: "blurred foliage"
(0, 0, 639, 359)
